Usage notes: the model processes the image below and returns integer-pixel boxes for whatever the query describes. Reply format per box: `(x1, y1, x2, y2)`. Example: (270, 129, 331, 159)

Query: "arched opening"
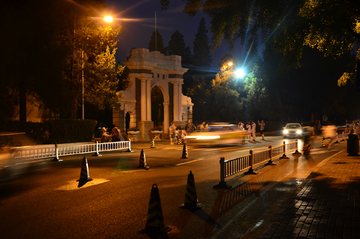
(151, 86, 164, 128)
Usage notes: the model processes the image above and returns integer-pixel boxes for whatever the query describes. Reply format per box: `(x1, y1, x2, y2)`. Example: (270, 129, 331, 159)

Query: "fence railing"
(214, 140, 300, 189)
(12, 140, 132, 164)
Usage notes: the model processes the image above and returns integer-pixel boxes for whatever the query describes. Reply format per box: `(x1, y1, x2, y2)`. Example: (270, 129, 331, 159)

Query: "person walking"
(169, 122, 176, 145)
(238, 121, 244, 130)
(186, 120, 196, 135)
(247, 122, 252, 142)
(258, 120, 265, 140)
(251, 121, 256, 141)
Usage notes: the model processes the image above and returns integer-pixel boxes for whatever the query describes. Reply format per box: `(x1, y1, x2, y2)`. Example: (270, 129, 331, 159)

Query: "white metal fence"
(12, 140, 132, 164)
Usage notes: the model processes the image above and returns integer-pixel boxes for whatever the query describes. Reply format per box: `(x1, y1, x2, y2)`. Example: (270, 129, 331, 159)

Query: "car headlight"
(283, 130, 289, 134)
(296, 130, 302, 134)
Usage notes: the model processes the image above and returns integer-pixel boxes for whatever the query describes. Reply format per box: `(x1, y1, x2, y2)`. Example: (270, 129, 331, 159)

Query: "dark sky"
(105, 0, 248, 70)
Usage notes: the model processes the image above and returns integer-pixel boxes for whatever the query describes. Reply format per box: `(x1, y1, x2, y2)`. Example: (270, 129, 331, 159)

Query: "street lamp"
(81, 15, 113, 119)
(235, 68, 246, 79)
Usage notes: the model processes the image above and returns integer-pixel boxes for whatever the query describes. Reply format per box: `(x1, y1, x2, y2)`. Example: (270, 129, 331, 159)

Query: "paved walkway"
(242, 149, 360, 238)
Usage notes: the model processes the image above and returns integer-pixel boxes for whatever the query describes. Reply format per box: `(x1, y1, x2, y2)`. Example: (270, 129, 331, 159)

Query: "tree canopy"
(161, 0, 360, 83)
(0, 0, 122, 121)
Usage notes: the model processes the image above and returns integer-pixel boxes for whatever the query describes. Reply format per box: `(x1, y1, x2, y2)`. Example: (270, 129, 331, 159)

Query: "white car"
(283, 123, 303, 138)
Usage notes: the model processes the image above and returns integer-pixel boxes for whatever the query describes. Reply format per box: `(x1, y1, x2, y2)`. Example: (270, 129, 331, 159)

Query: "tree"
(0, 0, 121, 121)
(161, 0, 360, 84)
(192, 17, 212, 69)
(64, 23, 122, 118)
(167, 30, 192, 67)
(202, 59, 243, 121)
(148, 30, 166, 54)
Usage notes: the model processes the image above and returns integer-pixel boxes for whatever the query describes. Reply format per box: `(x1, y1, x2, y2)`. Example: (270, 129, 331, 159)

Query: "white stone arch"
(113, 48, 192, 141)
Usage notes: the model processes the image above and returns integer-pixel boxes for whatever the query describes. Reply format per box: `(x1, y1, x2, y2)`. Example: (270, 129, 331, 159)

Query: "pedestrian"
(181, 126, 187, 144)
(238, 121, 244, 131)
(246, 122, 251, 141)
(186, 120, 196, 135)
(169, 122, 176, 145)
(238, 122, 245, 144)
(251, 121, 256, 141)
(258, 120, 265, 140)
(198, 121, 206, 132)
(111, 126, 121, 142)
(101, 127, 110, 142)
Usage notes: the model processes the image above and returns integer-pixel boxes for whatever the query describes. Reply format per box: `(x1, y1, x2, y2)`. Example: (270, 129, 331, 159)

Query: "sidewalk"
(242, 149, 360, 239)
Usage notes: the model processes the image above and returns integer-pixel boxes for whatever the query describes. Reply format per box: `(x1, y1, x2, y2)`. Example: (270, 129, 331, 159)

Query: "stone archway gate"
(113, 48, 194, 141)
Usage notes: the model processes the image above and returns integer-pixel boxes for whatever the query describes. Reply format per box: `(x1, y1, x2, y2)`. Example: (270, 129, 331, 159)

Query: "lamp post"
(81, 15, 113, 119)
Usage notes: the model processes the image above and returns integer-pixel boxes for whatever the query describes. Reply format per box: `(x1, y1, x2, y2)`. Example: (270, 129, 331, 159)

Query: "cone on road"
(178, 137, 182, 145)
(77, 157, 93, 186)
(179, 171, 203, 211)
(150, 137, 155, 148)
(138, 149, 149, 169)
(182, 143, 188, 158)
(321, 137, 326, 148)
(139, 184, 171, 235)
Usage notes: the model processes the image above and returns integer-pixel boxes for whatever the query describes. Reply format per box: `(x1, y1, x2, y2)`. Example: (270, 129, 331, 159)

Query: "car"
(283, 123, 303, 138)
(185, 123, 247, 146)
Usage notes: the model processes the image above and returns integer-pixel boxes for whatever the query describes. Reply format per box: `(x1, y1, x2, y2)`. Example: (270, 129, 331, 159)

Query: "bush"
(47, 119, 97, 143)
(0, 119, 97, 144)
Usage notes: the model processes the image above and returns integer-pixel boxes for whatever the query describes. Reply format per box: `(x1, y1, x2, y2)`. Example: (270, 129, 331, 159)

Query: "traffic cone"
(150, 137, 155, 148)
(77, 157, 93, 185)
(138, 149, 149, 169)
(178, 137, 182, 145)
(139, 184, 171, 235)
(182, 143, 188, 158)
(179, 171, 203, 210)
(321, 137, 326, 147)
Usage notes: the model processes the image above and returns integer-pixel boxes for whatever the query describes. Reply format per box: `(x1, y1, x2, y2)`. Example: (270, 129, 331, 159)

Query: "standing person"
(169, 122, 176, 145)
(258, 120, 265, 140)
(238, 122, 245, 144)
(247, 122, 252, 142)
(251, 121, 256, 141)
(198, 121, 206, 132)
(181, 126, 187, 144)
(186, 120, 196, 135)
(238, 121, 244, 130)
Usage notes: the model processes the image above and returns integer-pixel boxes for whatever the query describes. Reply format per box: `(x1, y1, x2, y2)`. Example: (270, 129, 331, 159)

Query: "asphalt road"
(0, 136, 346, 239)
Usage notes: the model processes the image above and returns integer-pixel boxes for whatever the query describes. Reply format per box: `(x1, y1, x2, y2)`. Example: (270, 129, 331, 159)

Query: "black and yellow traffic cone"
(139, 184, 171, 235)
(182, 143, 188, 158)
(150, 137, 155, 148)
(138, 149, 149, 169)
(321, 137, 326, 148)
(178, 137, 182, 145)
(77, 157, 93, 185)
(179, 171, 203, 210)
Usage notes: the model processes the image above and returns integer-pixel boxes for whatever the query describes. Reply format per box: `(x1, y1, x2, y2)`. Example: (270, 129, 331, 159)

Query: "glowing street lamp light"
(104, 15, 113, 23)
(235, 68, 246, 79)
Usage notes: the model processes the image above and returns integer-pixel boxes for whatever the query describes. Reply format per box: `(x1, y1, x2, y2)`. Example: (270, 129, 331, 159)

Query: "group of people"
(100, 126, 121, 143)
(238, 120, 265, 142)
(169, 120, 197, 145)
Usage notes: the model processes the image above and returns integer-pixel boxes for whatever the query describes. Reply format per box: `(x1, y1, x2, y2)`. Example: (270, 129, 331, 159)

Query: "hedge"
(0, 119, 97, 145)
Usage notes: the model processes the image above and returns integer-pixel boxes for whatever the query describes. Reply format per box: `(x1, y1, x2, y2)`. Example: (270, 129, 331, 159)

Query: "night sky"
(105, 0, 248, 69)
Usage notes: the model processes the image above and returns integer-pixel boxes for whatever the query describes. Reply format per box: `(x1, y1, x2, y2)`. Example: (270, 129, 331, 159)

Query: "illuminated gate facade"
(113, 48, 194, 141)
